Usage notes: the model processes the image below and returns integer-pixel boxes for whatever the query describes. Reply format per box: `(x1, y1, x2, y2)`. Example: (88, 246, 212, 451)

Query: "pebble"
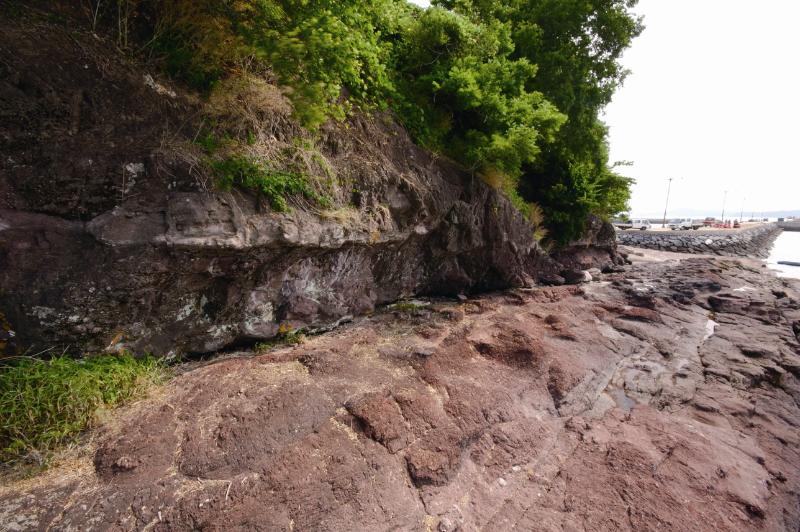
(438, 517, 455, 532)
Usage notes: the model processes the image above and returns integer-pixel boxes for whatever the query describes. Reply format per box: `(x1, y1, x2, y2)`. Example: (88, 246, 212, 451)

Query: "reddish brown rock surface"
(2, 255, 799, 531)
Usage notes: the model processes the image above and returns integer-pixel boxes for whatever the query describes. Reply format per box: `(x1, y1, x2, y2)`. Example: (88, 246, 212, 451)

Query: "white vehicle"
(630, 219, 651, 231)
(668, 218, 700, 230)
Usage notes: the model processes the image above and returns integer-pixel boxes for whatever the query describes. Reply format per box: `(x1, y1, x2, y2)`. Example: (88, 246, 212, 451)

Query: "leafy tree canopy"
(435, 0, 642, 239)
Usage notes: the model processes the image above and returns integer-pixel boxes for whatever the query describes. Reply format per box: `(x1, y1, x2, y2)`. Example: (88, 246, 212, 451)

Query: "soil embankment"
(617, 224, 781, 257)
(2, 253, 799, 531)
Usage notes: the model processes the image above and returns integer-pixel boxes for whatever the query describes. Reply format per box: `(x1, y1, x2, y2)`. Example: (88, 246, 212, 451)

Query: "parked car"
(703, 217, 716, 226)
(612, 219, 632, 230)
(614, 219, 652, 231)
(669, 218, 701, 230)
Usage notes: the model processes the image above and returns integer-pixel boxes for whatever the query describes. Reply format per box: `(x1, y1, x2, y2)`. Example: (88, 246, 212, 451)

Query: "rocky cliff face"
(550, 214, 619, 271)
(0, 11, 616, 356)
(1, 173, 552, 355)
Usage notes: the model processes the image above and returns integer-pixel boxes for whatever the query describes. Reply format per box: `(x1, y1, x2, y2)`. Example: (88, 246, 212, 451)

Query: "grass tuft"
(254, 328, 306, 352)
(0, 354, 167, 465)
(213, 155, 332, 212)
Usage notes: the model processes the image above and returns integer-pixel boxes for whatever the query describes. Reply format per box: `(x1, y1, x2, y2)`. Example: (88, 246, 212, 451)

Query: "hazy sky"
(604, 0, 800, 217)
(409, 0, 799, 217)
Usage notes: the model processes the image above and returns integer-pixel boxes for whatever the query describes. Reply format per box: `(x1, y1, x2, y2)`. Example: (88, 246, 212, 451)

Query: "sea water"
(767, 231, 800, 279)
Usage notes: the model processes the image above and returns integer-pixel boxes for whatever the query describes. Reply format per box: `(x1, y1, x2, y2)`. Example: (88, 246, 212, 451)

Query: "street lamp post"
(739, 197, 745, 222)
(661, 178, 674, 228)
(720, 190, 728, 223)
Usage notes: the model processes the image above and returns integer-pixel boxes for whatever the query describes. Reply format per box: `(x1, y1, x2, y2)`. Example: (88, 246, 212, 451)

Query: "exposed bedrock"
(0, 177, 563, 355)
(551, 214, 621, 271)
(2, 257, 799, 530)
(617, 224, 782, 258)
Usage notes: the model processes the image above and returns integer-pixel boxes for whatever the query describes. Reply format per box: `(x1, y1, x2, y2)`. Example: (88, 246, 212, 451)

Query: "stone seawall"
(617, 224, 782, 257)
(778, 221, 800, 232)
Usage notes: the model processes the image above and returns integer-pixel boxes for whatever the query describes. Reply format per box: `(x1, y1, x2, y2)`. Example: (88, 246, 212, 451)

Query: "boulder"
(538, 273, 566, 286)
(562, 269, 592, 284)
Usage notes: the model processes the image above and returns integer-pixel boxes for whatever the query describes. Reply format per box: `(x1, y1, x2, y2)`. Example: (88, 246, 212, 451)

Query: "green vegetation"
(212, 155, 332, 212)
(437, 0, 642, 241)
(0, 354, 167, 464)
(254, 326, 306, 351)
(86, 0, 642, 242)
(142, 0, 400, 126)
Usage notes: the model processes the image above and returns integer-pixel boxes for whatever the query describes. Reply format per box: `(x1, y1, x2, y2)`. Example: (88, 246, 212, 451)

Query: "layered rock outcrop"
(1, 174, 553, 355)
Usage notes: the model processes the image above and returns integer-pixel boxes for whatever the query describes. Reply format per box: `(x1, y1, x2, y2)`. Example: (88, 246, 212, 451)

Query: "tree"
(437, 0, 643, 241)
(393, 7, 566, 183)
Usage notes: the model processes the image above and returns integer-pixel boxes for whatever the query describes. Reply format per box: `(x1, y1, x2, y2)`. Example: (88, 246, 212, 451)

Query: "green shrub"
(0, 354, 167, 464)
(145, 0, 402, 127)
(195, 131, 225, 154)
(212, 155, 331, 212)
